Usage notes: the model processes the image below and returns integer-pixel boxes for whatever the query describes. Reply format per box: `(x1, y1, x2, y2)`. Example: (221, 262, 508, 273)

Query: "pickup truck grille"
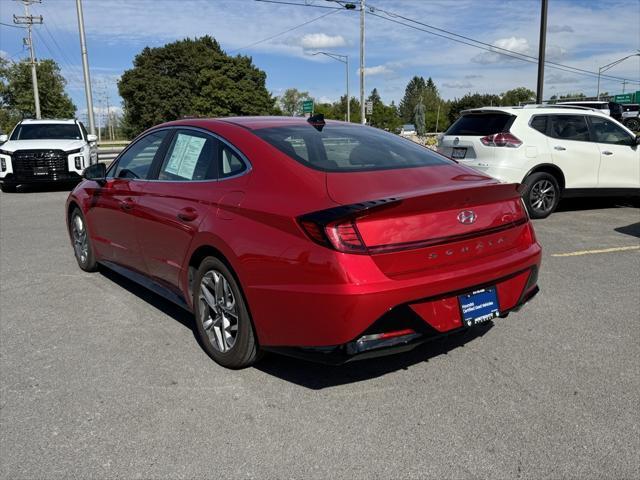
(11, 150, 72, 181)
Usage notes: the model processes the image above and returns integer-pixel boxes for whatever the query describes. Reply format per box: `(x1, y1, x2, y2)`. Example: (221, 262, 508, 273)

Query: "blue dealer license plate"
(458, 287, 499, 327)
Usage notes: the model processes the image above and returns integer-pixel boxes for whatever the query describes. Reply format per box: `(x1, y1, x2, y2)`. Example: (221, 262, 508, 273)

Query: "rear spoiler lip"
(298, 197, 401, 226)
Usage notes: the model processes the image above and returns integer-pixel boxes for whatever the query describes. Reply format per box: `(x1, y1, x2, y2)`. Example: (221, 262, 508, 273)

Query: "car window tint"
(10, 123, 82, 140)
(549, 115, 590, 141)
(445, 113, 514, 136)
(219, 144, 247, 178)
(159, 131, 216, 181)
(589, 116, 633, 145)
(111, 131, 166, 179)
(530, 115, 547, 134)
(254, 124, 447, 172)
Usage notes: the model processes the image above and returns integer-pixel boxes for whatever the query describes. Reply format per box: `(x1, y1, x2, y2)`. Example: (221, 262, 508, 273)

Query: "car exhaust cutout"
(346, 328, 421, 355)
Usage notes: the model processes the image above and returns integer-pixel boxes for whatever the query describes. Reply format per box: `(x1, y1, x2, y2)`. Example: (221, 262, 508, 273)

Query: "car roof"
(460, 106, 612, 117)
(19, 119, 78, 124)
(161, 116, 350, 131)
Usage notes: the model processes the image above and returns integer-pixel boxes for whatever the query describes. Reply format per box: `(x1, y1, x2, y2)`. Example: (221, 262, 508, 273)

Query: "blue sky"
(1, 0, 639, 122)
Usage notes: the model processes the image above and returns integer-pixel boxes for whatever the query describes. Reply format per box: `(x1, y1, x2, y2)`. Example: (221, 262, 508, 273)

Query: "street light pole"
(536, 0, 548, 104)
(596, 53, 640, 100)
(359, 0, 365, 124)
(311, 51, 350, 122)
(76, 0, 96, 135)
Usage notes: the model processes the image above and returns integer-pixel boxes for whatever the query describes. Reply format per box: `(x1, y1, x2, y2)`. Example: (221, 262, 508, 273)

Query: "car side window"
(549, 115, 590, 142)
(158, 130, 217, 181)
(110, 131, 167, 180)
(588, 116, 633, 145)
(219, 143, 247, 178)
(530, 115, 548, 135)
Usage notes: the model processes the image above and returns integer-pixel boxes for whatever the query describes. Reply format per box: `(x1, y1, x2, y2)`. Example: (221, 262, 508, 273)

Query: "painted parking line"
(551, 245, 640, 257)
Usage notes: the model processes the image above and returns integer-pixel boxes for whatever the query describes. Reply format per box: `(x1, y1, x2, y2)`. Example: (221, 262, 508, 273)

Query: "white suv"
(0, 119, 97, 192)
(437, 106, 640, 218)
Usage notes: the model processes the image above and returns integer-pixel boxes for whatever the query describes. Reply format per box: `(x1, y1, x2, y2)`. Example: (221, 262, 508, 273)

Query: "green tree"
(501, 87, 535, 106)
(0, 58, 75, 133)
(399, 76, 427, 122)
(447, 92, 501, 124)
(367, 88, 401, 131)
(118, 36, 274, 136)
(277, 88, 311, 116)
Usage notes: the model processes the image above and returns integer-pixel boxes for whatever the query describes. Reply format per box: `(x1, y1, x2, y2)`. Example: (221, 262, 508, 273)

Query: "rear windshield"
(445, 113, 514, 136)
(10, 123, 83, 141)
(253, 123, 448, 172)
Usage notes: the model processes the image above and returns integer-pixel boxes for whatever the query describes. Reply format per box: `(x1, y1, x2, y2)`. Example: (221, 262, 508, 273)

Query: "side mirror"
(83, 162, 106, 184)
(0, 134, 8, 143)
(86, 134, 98, 143)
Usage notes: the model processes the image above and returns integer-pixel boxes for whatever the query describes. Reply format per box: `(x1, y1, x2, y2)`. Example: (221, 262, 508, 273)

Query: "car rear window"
(445, 113, 515, 136)
(253, 123, 448, 172)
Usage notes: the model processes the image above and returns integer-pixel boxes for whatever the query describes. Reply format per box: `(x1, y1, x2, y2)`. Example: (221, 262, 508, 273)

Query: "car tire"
(69, 207, 98, 272)
(193, 256, 261, 369)
(522, 172, 560, 219)
(624, 117, 640, 132)
(0, 184, 16, 193)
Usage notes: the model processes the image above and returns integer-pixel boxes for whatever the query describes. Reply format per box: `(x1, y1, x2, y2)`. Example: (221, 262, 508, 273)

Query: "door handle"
(119, 197, 135, 211)
(554, 146, 566, 151)
(602, 151, 613, 156)
(177, 207, 198, 222)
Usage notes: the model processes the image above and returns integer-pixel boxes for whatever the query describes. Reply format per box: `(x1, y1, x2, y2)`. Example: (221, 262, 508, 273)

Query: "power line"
(367, 4, 639, 85)
(255, 0, 343, 9)
(366, 10, 640, 85)
(229, 8, 339, 53)
(1, 21, 26, 28)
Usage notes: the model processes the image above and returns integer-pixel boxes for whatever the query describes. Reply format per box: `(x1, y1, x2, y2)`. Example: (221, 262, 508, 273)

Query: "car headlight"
(0, 149, 11, 156)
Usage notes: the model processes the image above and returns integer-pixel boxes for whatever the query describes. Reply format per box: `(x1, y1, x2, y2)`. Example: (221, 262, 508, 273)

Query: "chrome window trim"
(108, 125, 252, 183)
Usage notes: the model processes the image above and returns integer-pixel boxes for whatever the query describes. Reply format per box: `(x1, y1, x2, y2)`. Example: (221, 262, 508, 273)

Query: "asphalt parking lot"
(1, 188, 639, 479)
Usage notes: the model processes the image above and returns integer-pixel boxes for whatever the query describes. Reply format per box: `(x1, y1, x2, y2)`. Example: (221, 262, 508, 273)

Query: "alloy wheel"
(198, 270, 239, 352)
(72, 213, 89, 264)
(529, 179, 556, 214)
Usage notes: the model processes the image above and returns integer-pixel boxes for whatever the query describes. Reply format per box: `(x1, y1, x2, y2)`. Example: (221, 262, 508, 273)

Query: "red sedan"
(66, 116, 541, 368)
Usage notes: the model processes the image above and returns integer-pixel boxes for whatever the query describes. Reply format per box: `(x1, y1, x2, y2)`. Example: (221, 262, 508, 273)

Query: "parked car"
(399, 124, 417, 136)
(67, 116, 541, 368)
(437, 106, 640, 218)
(0, 119, 97, 192)
(621, 104, 640, 131)
(555, 101, 624, 121)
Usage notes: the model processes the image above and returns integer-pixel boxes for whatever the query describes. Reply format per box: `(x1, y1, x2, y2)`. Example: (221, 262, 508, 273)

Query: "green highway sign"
(614, 93, 633, 104)
(302, 100, 314, 113)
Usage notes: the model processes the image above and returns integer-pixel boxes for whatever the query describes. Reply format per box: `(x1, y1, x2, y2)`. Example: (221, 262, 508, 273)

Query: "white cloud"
(472, 37, 531, 64)
(548, 24, 574, 33)
(358, 65, 392, 76)
(299, 33, 346, 50)
(442, 81, 474, 89)
(546, 72, 579, 85)
(0, 50, 8, 60)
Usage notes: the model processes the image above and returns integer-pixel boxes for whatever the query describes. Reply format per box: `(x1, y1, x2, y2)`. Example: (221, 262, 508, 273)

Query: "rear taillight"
(298, 197, 400, 254)
(300, 218, 367, 254)
(480, 132, 522, 148)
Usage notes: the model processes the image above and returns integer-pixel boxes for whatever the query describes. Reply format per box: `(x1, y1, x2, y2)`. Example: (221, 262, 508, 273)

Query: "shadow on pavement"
(256, 324, 494, 389)
(99, 266, 195, 331)
(615, 222, 640, 239)
(556, 196, 638, 213)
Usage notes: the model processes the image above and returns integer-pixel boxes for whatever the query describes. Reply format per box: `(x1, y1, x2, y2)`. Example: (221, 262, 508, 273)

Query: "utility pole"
(13, 0, 42, 119)
(536, 0, 548, 104)
(359, 0, 365, 124)
(622, 79, 628, 94)
(76, 0, 95, 135)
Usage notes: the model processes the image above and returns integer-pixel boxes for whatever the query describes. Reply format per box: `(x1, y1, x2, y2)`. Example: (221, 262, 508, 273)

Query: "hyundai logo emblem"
(457, 210, 477, 224)
(453, 137, 460, 145)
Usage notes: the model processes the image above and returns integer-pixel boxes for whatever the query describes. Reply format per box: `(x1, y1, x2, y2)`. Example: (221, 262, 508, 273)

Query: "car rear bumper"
(249, 240, 542, 349)
(264, 280, 540, 365)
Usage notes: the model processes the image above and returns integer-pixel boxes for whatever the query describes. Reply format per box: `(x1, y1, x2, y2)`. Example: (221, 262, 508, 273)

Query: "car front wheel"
(70, 207, 98, 271)
(193, 257, 261, 369)
(523, 172, 560, 219)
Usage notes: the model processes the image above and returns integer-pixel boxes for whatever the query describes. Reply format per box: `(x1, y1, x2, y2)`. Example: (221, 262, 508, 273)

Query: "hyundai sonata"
(66, 116, 541, 368)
